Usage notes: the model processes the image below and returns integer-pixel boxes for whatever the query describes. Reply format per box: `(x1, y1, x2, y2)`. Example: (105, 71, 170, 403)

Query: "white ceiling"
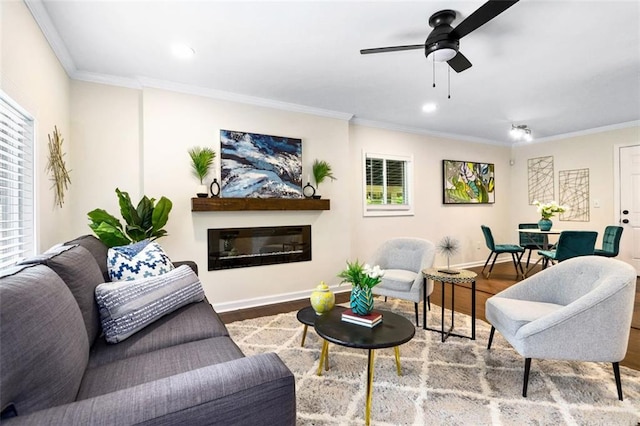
(28, 0, 640, 145)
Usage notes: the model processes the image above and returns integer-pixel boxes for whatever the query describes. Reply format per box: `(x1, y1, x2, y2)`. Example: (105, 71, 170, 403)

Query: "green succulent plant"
(312, 159, 336, 186)
(188, 147, 216, 184)
(87, 188, 173, 247)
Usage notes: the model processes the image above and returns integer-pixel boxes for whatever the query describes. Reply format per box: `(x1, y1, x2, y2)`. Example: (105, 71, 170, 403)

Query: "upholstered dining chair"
(518, 223, 546, 269)
(594, 226, 623, 257)
(370, 238, 435, 327)
(480, 225, 524, 279)
(485, 256, 637, 400)
(537, 230, 597, 269)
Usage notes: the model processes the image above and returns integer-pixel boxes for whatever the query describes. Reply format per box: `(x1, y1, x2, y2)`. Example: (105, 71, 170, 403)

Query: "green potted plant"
(312, 159, 336, 198)
(188, 147, 216, 197)
(338, 260, 384, 315)
(87, 188, 173, 248)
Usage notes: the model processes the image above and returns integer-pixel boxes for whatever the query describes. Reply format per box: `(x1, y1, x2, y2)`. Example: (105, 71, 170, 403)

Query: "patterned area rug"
(228, 299, 640, 425)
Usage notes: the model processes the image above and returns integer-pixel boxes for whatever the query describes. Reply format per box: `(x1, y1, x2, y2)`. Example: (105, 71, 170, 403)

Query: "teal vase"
(538, 218, 552, 231)
(350, 286, 374, 315)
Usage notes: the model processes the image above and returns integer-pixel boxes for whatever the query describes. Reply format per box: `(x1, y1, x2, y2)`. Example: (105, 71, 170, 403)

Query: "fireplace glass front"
(208, 225, 311, 270)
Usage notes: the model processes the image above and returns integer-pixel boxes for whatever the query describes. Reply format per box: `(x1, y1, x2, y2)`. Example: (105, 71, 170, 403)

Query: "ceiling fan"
(360, 0, 519, 73)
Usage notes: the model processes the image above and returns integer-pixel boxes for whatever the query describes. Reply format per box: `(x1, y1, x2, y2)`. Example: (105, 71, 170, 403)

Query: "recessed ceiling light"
(171, 43, 195, 59)
(422, 103, 437, 113)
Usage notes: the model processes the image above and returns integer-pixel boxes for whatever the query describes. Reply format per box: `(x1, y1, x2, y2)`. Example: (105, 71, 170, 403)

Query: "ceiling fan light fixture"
(425, 39, 459, 62)
(510, 124, 533, 141)
(432, 47, 457, 62)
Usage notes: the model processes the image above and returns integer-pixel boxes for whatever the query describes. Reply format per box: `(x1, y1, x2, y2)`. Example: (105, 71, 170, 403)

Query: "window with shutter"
(0, 93, 35, 270)
(363, 152, 414, 217)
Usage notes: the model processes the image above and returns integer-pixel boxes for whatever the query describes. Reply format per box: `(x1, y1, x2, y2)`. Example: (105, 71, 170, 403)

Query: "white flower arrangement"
(533, 200, 567, 219)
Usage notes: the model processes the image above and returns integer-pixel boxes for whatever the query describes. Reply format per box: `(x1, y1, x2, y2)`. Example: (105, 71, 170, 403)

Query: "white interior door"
(619, 145, 640, 274)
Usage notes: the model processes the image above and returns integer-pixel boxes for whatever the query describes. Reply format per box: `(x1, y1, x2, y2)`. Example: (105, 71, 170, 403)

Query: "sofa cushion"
(88, 299, 229, 368)
(21, 245, 105, 345)
(65, 234, 110, 281)
(77, 336, 245, 400)
(95, 265, 205, 343)
(108, 240, 174, 281)
(0, 264, 89, 416)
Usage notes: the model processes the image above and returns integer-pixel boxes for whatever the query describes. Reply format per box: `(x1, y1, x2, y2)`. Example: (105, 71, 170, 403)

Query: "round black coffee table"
(314, 309, 415, 426)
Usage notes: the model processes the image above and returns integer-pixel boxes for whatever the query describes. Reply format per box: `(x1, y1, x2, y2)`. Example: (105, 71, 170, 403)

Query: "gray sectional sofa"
(0, 235, 296, 425)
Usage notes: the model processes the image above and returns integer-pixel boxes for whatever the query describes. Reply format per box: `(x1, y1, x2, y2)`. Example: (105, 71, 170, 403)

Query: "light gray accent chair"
(370, 238, 436, 326)
(485, 256, 637, 400)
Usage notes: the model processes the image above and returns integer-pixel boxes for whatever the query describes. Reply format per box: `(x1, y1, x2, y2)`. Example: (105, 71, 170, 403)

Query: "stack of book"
(341, 309, 382, 328)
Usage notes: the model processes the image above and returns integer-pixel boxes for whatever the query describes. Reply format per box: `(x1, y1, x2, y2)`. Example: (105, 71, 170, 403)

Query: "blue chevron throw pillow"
(107, 240, 174, 281)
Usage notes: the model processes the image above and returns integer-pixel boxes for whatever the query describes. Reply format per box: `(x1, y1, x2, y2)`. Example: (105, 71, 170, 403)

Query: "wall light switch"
(593, 199, 601, 208)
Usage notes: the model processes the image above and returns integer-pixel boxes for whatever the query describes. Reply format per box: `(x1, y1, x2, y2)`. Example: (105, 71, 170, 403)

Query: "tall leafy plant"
(188, 147, 216, 184)
(312, 159, 336, 186)
(88, 188, 173, 247)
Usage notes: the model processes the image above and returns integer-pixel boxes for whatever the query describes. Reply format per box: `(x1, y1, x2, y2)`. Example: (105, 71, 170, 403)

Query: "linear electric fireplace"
(208, 225, 311, 270)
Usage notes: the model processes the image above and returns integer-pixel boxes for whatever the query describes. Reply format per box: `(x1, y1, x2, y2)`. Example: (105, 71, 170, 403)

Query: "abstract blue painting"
(220, 130, 303, 198)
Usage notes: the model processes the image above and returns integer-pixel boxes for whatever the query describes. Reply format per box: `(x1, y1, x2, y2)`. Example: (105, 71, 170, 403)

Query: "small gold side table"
(422, 268, 477, 342)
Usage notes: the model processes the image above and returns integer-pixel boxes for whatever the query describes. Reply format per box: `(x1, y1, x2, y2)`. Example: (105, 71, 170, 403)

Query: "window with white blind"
(0, 93, 35, 270)
(363, 151, 414, 217)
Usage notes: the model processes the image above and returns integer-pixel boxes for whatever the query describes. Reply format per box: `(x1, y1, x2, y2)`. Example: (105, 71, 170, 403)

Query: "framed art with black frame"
(442, 159, 495, 204)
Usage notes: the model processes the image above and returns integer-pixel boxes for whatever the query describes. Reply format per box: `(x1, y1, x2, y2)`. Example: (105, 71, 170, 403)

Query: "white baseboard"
(213, 285, 350, 313)
(213, 259, 519, 312)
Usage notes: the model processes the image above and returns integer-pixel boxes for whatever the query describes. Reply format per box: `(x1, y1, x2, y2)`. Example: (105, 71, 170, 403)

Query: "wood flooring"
(219, 262, 640, 371)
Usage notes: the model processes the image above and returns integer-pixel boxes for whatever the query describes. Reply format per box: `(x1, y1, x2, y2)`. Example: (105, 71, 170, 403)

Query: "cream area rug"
(227, 299, 640, 425)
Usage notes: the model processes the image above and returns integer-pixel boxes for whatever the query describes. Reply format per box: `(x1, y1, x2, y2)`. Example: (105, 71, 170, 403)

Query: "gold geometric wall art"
(559, 168, 590, 221)
(527, 156, 554, 204)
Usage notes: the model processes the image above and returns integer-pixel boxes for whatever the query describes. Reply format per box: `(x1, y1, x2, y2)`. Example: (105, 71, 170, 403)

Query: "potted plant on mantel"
(312, 159, 336, 199)
(188, 147, 216, 197)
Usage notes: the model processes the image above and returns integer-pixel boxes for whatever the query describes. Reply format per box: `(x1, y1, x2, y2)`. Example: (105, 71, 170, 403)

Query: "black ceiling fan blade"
(447, 52, 472, 73)
(360, 44, 424, 55)
(450, 0, 519, 40)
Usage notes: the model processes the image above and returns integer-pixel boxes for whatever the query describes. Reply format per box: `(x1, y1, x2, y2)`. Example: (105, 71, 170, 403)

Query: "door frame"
(613, 142, 640, 274)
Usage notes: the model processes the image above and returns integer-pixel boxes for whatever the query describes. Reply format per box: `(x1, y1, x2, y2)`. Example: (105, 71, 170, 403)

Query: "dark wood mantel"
(191, 197, 330, 211)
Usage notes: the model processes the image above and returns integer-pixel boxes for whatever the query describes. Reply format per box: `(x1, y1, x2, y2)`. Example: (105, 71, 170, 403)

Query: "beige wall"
(349, 125, 512, 268)
(1, 0, 71, 251)
(69, 81, 142, 230)
(510, 126, 639, 248)
(67, 84, 351, 309)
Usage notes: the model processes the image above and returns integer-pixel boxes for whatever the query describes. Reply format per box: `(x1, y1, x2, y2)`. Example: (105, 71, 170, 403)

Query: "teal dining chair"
(538, 231, 597, 269)
(481, 225, 524, 279)
(518, 223, 547, 269)
(594, 226, 623, 257)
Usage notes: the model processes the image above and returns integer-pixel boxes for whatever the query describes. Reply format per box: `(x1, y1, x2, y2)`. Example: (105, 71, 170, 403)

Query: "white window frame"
(1, 92, 35, 270)
(362, 150, 414, 217)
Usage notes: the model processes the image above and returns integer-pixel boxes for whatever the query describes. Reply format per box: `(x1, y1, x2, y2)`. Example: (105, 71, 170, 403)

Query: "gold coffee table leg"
(394, 346, 402, 376)
(365, 349, 375, 426)
(300, 325, 308, 347)
(316, 340, 329, 376)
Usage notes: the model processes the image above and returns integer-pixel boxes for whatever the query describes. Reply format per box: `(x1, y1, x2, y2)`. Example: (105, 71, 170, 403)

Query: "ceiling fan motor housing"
(425, 9, 459, 60)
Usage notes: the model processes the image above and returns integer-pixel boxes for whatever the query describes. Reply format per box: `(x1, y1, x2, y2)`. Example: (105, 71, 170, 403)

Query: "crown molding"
(24, 0, 76, 77)
(72, 71, 143, 90)
(68, 70, 355, 121)
(350, 118, 508, 146)
(513, 120, 640, 146)
(137, 77, 354, 121)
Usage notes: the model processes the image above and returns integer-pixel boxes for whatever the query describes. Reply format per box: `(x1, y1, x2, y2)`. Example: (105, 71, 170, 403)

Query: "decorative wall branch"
(559, 168, 590, 221)
(527, 156, 554, 204)
(45, 126, 71, 208)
